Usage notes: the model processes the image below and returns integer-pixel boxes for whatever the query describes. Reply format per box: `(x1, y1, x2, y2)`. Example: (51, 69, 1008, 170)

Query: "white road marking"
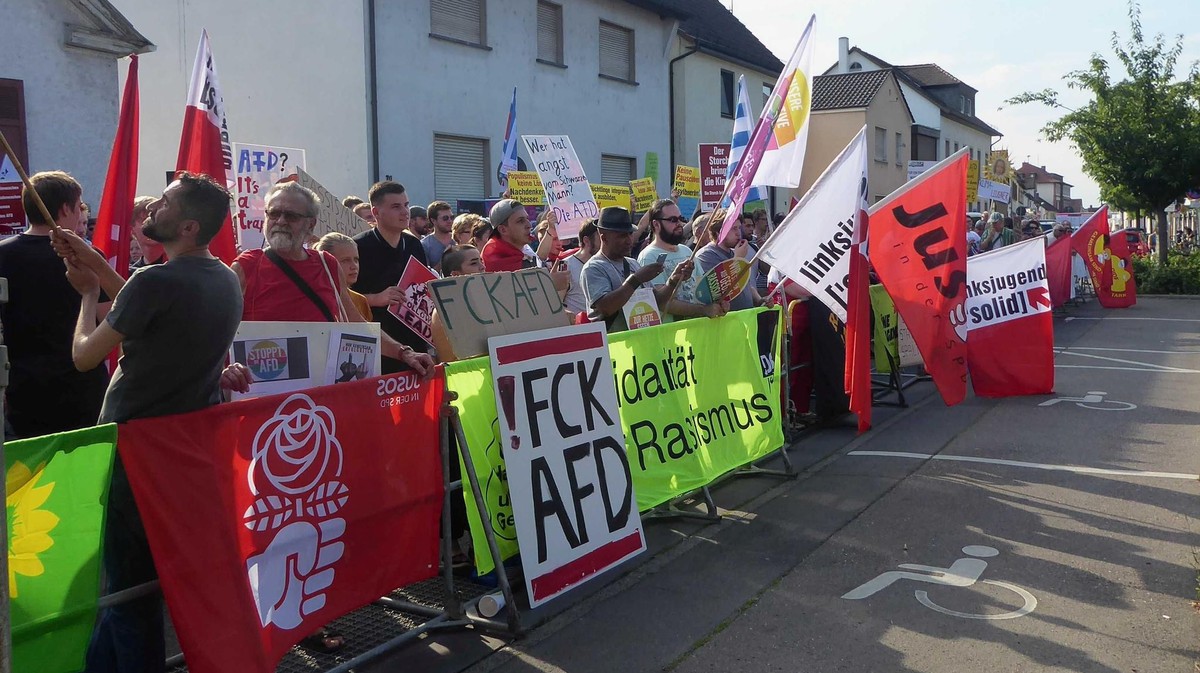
(1054, 365, 1200, 373)
(1064, 317, 1200, 323)
(847, 451, 1200, 480)
(1055, 346, 1200, 356)
(1054, 350, 1200, 372)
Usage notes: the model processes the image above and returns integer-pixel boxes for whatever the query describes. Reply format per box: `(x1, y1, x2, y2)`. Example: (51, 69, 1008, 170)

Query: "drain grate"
(167, 577, 494, 672)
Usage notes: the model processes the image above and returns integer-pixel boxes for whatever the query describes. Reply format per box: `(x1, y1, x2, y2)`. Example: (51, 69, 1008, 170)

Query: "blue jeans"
(86, 459, 164, 673)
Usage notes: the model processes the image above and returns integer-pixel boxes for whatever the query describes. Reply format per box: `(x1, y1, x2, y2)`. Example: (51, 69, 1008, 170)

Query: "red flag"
(1071, 206, 1135, 308)
(1045, 234, 1073, 308)
(867, 150, 970, 406)
(94, 54, 139, 277)
(177, 30, 237, 263)
(964, 238, 1055, 397)
(117, 373, 445, 673)
(845, 197, 872, 433)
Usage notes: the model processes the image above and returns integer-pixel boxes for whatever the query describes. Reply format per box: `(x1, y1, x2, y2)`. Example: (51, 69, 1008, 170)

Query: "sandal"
(299, 627, 345, 654)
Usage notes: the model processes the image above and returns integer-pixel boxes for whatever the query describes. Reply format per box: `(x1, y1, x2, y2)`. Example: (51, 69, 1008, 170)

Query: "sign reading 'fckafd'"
(488, 323, 646, 608)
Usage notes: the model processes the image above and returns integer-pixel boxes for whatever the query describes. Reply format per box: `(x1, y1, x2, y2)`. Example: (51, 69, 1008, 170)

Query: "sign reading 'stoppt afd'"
(488, 323, 646, 608)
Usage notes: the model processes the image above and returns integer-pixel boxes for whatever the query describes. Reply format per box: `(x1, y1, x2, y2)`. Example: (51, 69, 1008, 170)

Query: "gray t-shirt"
(695, 243, 757, 311)
(421, 235, 452, 269)
(99, 256, 243, 423)
(581, 254, 651, 332)
(562, 252, 588, 316)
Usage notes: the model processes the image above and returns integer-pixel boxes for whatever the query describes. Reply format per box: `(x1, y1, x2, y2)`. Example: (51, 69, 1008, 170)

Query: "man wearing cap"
(408, 205, 431, 236)
(981, 212, 1016, 251)
(582, 207, 724, 332)
(481, 199, 540, 272)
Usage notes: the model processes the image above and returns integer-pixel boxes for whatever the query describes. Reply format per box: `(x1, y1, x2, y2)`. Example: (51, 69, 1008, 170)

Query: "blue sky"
(730, 0, 1199, 207)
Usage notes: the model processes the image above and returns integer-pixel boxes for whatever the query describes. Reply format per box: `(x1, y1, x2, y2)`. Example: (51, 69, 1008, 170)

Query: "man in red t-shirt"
(231, 182, 432, 374)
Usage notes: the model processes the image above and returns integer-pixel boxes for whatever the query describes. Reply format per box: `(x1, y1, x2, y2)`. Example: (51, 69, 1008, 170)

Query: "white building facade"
(1, 0, 151, 210)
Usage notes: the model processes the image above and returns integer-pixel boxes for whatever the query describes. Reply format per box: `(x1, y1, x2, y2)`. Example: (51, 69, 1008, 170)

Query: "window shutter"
(599, 21, 633, 81)
(537, 2, 561, 63)
(431, 0, 484, 45)
(600, 155, 634, 186)
(434, 135, 487, 203)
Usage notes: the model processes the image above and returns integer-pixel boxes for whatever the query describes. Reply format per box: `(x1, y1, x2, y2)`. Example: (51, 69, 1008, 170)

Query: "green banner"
(644, 151, 659, 183)
(448, 308, 784, 574)
(6, 424, 116, 673)
(870, 283, 900, 374)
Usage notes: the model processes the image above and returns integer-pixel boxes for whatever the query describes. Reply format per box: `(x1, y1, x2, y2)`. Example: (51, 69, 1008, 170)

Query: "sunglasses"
(655, 216, 684, 224)
(264, 209, 311, 223)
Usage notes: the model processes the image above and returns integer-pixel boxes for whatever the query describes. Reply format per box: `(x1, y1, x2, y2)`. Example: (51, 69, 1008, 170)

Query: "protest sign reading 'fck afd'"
(489, 323, 646, 608)
(522, 135, 597, 239)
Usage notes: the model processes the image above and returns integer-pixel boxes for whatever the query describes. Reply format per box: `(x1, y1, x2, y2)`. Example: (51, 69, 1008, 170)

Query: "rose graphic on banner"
(244, 394, 348, 630)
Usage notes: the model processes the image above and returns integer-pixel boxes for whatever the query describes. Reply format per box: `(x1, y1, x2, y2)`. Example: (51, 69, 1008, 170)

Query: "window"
(959, 94, 966, 113)
(762, 82, 772, 107)
(895, 132, 903, 164)
(430, 0, 486, 46)
(874, 126, 887, 163)
(598, 20, 635, 83)
(954, 142, 960, 153)
(849, 62, 862, 71)
(600, 154, 635, 185)
(536, 1, 563, 65)
(0, 79, 27, 170)
(720, 70, 736, 118)
(944, 140, 951, 158)
(433, 134, 488, 203)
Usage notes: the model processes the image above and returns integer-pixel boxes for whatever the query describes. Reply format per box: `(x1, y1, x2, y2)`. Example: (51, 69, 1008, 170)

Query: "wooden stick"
(0, 128, 59, 230)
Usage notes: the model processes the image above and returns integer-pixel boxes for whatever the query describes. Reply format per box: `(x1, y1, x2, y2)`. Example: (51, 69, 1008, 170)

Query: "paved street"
(380, 297, 1199, 673)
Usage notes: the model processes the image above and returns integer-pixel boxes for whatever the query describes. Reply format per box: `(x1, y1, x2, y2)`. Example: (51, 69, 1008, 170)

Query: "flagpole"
(0, 280, 11, 673)
(0, 129, 60, 231)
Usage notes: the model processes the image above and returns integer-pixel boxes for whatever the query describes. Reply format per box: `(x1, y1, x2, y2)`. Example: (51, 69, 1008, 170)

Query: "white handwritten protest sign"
(233, 142, 305, 250)
(489, 323, 645, 608)
(428, 268, 569, 359)
(521, 135, 597, 239)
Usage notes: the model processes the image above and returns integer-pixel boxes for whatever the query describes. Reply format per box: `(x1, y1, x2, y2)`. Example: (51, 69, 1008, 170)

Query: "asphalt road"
(396, 297, 1200, 673)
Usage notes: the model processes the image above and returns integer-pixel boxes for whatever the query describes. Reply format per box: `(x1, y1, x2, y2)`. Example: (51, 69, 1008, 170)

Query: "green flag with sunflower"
(6, 424, 116, 673)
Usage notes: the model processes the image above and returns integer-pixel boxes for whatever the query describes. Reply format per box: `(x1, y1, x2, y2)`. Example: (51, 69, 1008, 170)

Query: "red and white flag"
(177, 30, 237, 263)
(94, 54, 139, 277)
(868, 149, 970, 406)
(117, 373, 445, 673)
(964, 238, 1055, 397)
(753, 127, 871, 431)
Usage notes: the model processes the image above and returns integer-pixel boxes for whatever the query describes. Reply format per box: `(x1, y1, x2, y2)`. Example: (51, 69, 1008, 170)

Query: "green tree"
(1007, 1, 1200, 263)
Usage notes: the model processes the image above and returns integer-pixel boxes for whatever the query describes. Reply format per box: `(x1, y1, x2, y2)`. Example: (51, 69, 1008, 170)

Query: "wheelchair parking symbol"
(1038, 391, 1137, 411)
(842, 545, 1037, 620)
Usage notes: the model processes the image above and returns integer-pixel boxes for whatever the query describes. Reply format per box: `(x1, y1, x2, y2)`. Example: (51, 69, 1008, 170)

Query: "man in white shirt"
(636, 199, 704, 320)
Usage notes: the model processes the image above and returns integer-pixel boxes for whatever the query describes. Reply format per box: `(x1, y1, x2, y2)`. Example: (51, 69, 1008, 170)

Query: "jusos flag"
(117, 373, 444, 673)
(177, 30, 237, 264)
(961, 238, 1055, 397)
(867, 149, 970, 406)
(1071, 206, 1136, 308)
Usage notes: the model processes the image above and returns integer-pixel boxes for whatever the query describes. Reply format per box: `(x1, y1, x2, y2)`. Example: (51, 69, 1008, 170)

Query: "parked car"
(1113, 228, 1150, 257)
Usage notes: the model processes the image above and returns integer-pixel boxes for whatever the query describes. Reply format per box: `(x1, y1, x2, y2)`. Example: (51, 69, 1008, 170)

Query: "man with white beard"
(231, 181, 433, 372)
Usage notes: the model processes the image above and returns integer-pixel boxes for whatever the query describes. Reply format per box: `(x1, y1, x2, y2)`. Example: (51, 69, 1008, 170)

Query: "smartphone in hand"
(656, 253, 668, 266)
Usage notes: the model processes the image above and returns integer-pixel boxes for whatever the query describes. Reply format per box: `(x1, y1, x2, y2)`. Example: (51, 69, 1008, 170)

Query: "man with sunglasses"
(635, 199, 719, 322)
(421, 200, 455, 272)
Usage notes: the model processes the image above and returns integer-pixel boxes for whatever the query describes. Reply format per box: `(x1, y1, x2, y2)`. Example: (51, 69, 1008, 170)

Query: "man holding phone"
(637, 199, 709, 322)
(583, 207, 724, 332)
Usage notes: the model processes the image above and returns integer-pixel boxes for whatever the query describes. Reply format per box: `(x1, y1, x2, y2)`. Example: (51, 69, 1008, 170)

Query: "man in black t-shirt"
(353, 180, 430, 367)
(0, 170, 108, 438)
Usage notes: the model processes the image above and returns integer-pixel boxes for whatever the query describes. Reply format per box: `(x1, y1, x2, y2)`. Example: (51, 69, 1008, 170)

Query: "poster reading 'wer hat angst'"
(522, 135, 597, 240)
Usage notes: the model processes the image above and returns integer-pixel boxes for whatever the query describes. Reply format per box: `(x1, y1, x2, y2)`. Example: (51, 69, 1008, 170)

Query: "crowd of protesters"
(0, 167, 847, 672)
